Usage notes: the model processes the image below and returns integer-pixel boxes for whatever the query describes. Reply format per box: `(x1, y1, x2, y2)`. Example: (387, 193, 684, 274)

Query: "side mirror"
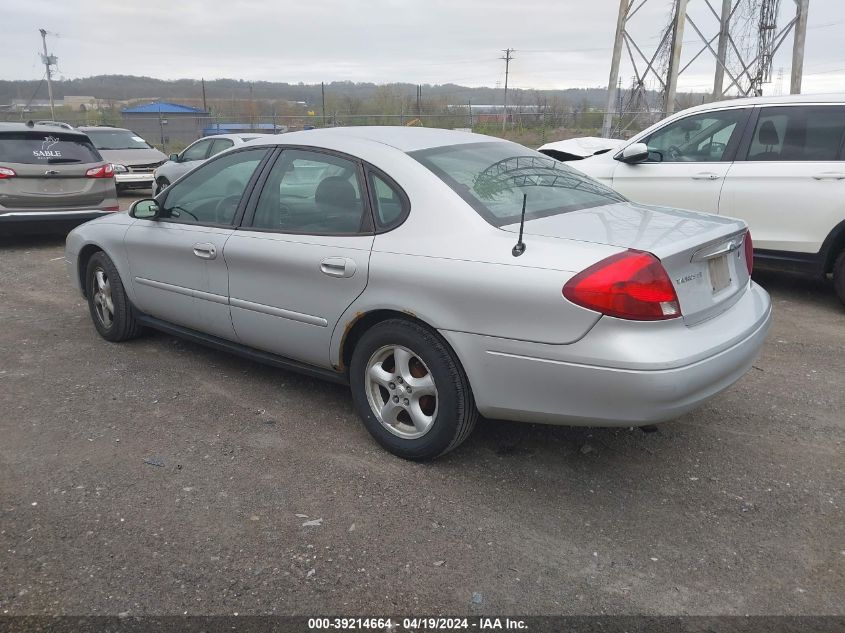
(169, 153, 179, 162)
(616, 142, 650, 164)
(130, 198, 160, 220)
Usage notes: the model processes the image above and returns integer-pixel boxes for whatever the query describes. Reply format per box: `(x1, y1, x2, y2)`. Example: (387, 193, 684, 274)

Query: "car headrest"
(758, 120, 780, 146)
(315, 176, 357, 209)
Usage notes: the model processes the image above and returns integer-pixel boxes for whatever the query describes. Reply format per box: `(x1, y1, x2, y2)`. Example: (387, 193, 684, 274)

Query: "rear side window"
(0, 132, 101, 165)
(747, 106, 845, 161)
(368, 171, 408, 230)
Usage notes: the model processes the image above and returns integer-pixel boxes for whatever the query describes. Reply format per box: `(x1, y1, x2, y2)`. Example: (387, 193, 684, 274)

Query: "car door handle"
(192, 243, 217, 260)
(812, 172, 845, 180)
(320, 256, 357, 278)
(691, 172, 721, 180)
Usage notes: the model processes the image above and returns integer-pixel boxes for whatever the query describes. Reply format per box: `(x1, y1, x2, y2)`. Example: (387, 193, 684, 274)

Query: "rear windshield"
(0, 131, 101, 165)
(85, 129, 151, 150)
(410, 141, 625, 226)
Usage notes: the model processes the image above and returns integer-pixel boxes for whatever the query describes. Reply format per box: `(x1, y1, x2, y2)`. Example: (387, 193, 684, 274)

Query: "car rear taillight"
(563, 250, 681, 321)
(744, 230, 753, 275)
(0, 166, 16, 179)
(103, 205, 120, 212)
(86, 163, 114, 179)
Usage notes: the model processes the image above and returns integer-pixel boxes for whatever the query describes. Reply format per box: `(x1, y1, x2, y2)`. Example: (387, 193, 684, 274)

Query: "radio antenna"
(511, 193, 527, 257)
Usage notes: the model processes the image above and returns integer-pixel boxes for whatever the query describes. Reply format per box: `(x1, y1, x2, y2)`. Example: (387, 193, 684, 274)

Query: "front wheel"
(833, 250, 845, 307)
(85, 252, 143, 342)
(349, 319, 478, 460)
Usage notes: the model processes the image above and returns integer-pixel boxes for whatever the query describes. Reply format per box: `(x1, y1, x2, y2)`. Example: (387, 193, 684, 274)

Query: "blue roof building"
(121, 101, 210, 147)
(202, 122, 287, 136)
(122, 101, 208, 115)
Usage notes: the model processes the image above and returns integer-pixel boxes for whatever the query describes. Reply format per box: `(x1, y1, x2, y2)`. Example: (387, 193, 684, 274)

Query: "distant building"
(121, 101, 209, 146)
(202, 122, 287, 136)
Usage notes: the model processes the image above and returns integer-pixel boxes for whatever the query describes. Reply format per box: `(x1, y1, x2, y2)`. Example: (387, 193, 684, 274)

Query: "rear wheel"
(833, 250, 845, 306)
(85, 252, 143, 342)
(350, 319, 477, 460)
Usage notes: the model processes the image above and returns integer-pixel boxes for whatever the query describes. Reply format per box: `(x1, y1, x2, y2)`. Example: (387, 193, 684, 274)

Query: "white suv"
(555, 94, 845, 305)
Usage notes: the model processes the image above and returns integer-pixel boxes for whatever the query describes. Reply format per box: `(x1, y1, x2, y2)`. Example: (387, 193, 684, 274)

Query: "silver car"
(77, 126, 168, 193)
(65, 127, 771, 460)
(153, 133, 265, 195)
(0, 122, 118, 233)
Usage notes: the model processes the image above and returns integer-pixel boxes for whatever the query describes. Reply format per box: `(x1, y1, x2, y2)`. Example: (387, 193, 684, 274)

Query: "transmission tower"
(601, 0, 810, 138)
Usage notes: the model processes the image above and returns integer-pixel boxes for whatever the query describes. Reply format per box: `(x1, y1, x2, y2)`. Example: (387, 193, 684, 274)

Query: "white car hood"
(538, 137, 625, 160)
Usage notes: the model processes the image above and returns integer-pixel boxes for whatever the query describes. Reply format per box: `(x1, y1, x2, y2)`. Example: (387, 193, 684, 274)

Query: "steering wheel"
(667, 145, 682, 161)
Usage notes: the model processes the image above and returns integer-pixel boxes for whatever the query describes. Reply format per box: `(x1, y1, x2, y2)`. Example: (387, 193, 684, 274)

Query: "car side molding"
(135, 314, 348, 385)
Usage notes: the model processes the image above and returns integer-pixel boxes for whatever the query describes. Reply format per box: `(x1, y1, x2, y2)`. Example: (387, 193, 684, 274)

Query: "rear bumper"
(441, 281, 772, 426)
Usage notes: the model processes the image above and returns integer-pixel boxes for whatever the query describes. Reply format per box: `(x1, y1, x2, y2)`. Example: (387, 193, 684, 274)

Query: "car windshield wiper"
(46, 158, 82, 164)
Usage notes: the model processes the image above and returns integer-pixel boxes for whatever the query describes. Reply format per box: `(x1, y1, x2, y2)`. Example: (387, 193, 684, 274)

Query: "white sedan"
(65, 127, 771, 460)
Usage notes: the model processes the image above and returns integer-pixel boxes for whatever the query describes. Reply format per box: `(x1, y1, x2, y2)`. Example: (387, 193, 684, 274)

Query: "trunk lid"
(501, 201, 750, 325)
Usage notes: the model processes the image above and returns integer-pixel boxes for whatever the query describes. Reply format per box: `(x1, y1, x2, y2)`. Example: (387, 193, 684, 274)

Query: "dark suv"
(0, 122, 118, 233)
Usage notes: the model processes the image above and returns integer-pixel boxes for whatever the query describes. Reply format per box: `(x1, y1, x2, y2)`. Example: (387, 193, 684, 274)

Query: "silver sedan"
(65, 127, 772, 460)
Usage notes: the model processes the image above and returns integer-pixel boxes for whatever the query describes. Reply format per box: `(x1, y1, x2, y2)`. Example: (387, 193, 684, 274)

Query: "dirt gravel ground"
(0, 213, 842, 616)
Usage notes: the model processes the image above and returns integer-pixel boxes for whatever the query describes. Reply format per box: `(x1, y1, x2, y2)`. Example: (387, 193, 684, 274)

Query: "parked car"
(559, 94, 845, 305)
(65, 127, 771, 460)
(0, 121, 118, 233)
(153, 133, 265, 195)
(77, 126, 168, 193)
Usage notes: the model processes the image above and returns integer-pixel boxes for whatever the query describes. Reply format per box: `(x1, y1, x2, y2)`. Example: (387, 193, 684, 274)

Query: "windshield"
(85, 129, 152, 150)
(411, 141, 625, 226)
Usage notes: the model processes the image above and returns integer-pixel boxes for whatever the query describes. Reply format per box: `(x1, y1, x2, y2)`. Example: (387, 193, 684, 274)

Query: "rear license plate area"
(708, 254, 731, 293)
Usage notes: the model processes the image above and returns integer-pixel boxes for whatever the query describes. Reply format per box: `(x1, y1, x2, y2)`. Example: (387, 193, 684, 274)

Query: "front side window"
(181, 139, 213, 161)
(642, 109, 747, 162)
(250, 149, 366, 234)
(747, 106, 845, 161)
(160, 148, 268, 225)
(85, 129, 152, 150)
(411, 141, 625, 227)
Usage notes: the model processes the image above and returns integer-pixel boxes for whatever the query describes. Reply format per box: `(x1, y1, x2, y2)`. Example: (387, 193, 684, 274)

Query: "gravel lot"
(0, 196, 843, 616)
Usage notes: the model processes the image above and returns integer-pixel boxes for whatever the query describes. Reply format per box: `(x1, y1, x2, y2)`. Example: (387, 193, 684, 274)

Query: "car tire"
(154, 177, 170, 197)
(349, 318, 478, 460)
(85, 251, 143, 342)
(833, 249, 845, 306)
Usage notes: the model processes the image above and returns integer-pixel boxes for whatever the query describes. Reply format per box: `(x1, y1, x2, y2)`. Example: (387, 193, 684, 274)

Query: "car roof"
(77, 126, 132, 132)
(245, 126, 505, 153)
(680, 92, 845, 115)
(197, 133, 265, 141)
(0, 121, 89, 137)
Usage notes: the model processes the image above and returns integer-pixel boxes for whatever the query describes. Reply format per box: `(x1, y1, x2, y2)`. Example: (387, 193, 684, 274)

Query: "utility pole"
(501, 48, 514, 132)
(201, 77, 207, 112)
(602, 0, 628, 138)
(712, 0, 732, 99)
(790, 0, 809, 94)
(38, 28, 57, 119)
(321, 82, 327, 127)
(664, 0, 689, 116)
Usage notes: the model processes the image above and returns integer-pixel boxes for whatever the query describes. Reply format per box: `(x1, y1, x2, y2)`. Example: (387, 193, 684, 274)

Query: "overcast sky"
(5, 0, 845, 95)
